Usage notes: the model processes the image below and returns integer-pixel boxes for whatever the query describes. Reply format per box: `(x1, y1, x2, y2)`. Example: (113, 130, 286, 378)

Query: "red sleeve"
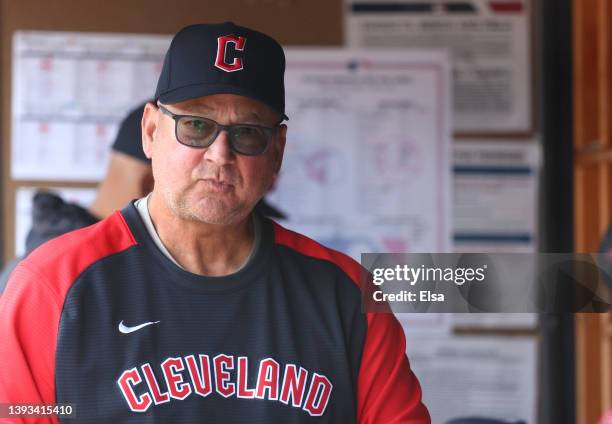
(0, 264, 60, 424)
(0, 212, 135, 423)
(357, 312, 430, 424)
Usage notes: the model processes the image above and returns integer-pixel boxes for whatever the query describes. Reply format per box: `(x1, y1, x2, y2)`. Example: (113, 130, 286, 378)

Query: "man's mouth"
(200, 178, 234, 192)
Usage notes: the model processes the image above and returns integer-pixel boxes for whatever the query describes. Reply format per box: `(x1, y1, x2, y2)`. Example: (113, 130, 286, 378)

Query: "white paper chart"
(453, 140, 540, 253)
(451, 140, 540, 329)
(345, 0, 532, 134)
(11, 31, 171, 181)
(404, 335, 538, 424)
(269, 49, 453, 257)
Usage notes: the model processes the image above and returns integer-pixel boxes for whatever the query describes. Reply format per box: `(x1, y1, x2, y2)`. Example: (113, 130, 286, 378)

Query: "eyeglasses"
(158, 104, 280, 156)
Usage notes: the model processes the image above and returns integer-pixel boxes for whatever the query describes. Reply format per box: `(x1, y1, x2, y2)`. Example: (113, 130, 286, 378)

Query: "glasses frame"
(157, 104, 281, 156)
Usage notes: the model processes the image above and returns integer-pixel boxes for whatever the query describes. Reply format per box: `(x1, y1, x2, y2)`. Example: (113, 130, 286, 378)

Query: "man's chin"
(186, 199, 250, 226)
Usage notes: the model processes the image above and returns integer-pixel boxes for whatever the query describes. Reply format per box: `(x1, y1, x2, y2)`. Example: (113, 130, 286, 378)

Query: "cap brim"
(157, 84, 289, 121)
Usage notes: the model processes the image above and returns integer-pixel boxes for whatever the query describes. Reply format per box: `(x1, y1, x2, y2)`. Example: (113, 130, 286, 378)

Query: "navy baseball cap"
(155, 22, 288, 120)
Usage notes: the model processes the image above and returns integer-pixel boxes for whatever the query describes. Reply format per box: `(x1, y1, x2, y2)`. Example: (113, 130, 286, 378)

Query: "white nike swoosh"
(118, 320, 160, 334)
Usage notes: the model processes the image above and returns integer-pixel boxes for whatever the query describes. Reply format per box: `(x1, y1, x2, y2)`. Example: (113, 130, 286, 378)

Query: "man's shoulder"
(21, 210, 137, 280)
(270, 220, 363, 288)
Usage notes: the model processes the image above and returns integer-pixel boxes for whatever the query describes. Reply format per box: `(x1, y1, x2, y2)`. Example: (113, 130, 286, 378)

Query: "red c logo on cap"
(215, 35, 247, 72)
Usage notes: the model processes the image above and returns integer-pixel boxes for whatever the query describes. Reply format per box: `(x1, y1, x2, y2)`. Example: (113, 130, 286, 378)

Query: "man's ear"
(142, 102, 158, 160)
(267, 124, 286, 191)
(272, 124, 287, 176)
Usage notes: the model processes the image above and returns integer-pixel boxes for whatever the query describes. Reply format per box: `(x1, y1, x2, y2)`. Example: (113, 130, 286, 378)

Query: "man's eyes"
(183, 119, 214, 131)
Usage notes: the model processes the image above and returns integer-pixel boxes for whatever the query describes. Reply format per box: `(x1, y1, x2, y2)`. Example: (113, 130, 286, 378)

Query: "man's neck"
(147, 192, 254, 276)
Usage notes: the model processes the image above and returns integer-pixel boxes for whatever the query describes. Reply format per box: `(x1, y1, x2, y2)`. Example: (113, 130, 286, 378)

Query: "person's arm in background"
(357, 312, 430, 424)
(0, 263, 59, 424)
(0, 258, 21, 297)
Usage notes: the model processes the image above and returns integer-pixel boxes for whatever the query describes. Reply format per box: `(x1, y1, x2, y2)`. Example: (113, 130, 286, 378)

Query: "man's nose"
(202, 130, 235, 165)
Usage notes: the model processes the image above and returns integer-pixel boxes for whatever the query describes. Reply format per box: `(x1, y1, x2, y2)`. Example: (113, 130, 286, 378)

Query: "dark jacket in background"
(0, 192, 97, 294)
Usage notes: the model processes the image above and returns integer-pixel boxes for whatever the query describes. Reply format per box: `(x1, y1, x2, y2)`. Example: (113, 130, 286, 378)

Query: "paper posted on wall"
(268, 48, 453, 258)
(345, 0, 532, 134)
(404, 334, 537, 424)
(11, 31, 170, 181)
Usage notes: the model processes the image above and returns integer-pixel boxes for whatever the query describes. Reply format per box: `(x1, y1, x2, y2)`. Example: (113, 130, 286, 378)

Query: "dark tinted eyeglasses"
(158, 104, 280, 156)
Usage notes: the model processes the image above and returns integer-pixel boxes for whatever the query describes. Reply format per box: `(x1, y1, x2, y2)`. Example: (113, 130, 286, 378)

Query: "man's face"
(143, 94, 286, 225)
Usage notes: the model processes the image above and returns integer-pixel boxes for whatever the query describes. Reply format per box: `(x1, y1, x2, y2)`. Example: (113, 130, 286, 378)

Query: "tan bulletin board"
(0, 0, 343, 263)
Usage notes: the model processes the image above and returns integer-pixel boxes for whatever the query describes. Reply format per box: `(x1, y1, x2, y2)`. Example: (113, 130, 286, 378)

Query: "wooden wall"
(573, 0, 612, 422)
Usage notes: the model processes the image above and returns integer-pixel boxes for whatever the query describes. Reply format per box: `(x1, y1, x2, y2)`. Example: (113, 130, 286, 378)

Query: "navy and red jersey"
(0, 202, 429, 423)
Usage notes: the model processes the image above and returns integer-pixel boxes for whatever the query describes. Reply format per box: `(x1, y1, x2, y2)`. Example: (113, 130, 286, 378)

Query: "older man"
(0, 23, 429, 423)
